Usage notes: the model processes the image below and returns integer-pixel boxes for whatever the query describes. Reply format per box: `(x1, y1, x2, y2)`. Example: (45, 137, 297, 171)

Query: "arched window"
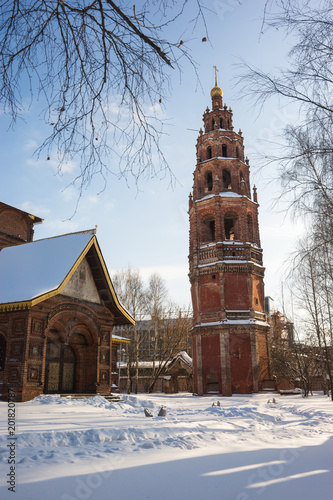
(208, 219, 215, 241)
(240, 171, 244, 182)
(247, 213, 254, 242)
(207, 146, 212, 160)
(235, 146, 239, 158)
(0, 335, 6, 371)
(220, 118, 223, 129)
(222, 144, 227, 157)
(224, 215, 237, 240)
(202, 216, 215, 243)
(212, 119, 215, 130)
(222, 169, 231, 189)
(206, 171, 213, 191)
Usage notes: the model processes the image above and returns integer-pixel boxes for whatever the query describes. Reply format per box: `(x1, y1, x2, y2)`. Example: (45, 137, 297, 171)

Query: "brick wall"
(0, 203, 36, 248)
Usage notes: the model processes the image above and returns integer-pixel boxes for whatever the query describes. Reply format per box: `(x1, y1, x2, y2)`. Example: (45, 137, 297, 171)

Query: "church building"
(188, 76, 271, 395)
(0, 202, 133, 402)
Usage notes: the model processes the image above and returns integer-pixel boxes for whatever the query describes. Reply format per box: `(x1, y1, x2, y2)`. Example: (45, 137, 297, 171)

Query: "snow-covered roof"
(172, 351, 193, 367)
(112, 335, 131, 344)
(195, 192, 254, 203)
(193, 318, 269, 328)
(0, 232, 93, 304)
(166, 351, 193, 374)
(0, 232, 134, 325)
(118, 361, 164, 369)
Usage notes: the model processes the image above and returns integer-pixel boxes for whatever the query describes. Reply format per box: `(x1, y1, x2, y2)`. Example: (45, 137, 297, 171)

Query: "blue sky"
(0, 0, 304, 312)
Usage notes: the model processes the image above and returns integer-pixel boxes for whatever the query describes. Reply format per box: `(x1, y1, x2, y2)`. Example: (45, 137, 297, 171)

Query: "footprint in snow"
(140, 442, 155, 449)
(19, 456, 34, 463)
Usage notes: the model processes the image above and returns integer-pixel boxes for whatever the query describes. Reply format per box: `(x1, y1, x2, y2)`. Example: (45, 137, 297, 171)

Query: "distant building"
(114, 317, 192, 361)
(265, 296, 275, 318)
(117, 351, 193, 394)
(0, 203, 133, 402)
(114, 316, 192, 393)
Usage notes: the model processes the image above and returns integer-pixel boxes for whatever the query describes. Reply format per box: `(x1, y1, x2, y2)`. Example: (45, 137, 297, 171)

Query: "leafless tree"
(112, 267, 147, 393)
(238, 0, 333, 221)
(0, 0, 207, 197)
(146, 272, 168, 378)
(113, 267, 192, 393)
(269, 311, 325, 397)
(290, 238, 333, 399)
(237, 3, 333, 401)
(241, 1, 333, 116)
(147, 305, 192, 393)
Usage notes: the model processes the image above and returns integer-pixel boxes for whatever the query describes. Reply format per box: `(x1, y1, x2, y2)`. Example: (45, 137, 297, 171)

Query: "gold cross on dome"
(213, 65, 219, 86)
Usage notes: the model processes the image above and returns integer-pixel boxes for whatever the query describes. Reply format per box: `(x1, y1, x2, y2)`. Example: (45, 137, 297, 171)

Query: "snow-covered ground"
(1, 392, 333, 500)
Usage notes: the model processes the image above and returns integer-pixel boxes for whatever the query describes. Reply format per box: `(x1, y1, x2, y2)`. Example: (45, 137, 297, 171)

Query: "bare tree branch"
(0, 0, 206, 201)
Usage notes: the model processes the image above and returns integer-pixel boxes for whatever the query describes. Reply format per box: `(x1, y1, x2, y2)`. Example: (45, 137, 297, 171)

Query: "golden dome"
(211, 66, 223, 98)
(210, 85, 223, 98)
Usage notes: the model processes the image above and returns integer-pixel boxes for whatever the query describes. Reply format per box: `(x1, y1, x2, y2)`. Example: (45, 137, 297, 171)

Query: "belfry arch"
(201, 215, 215, 243)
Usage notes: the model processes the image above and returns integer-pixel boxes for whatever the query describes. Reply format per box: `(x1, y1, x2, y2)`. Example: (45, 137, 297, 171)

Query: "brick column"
(220, 332, 232, 396)
(196, 335, 203, 395)
(250, 331, 259, 393)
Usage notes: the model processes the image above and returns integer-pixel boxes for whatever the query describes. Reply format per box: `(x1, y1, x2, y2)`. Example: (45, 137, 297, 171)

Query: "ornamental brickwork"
(0, 202, 43, 250)
(188, 78, 270, 395)
(0, 203, 132, 402)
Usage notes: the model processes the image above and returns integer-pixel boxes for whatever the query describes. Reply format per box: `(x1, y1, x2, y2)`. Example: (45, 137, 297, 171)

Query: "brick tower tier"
(188, 79, 270, 395)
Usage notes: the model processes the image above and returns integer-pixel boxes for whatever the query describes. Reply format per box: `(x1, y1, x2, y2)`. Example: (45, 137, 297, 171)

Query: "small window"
(207, 146, 212, 159)
(220, 118, 223, 129)
(224, 216, 236, 240)
(202, 216, 215, 243)
(236, 146, 239, 158)
(79, 266, 86, 280)
(14, 320, 22, 332)
(209, 220, 215, 241)
(222, 169, 231, 189)
(206, 171, 213, 191)
(212, 119, 215, 130)
(247, 213, 254, 242)
(34, 321, 41, 332)
(222, 144, 227, 157)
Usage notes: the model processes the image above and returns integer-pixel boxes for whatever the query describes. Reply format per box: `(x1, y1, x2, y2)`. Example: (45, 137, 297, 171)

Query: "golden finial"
(211, 66, 223, 98)
(213, 65, 219, 86)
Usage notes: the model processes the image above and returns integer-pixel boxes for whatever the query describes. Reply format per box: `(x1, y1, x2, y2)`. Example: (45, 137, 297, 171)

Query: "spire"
(210, 66, 223, 97)
(210, 66, 223, 109)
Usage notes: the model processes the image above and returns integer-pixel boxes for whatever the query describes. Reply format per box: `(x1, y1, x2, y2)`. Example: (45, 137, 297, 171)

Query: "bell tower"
(188, 72, 270, 395)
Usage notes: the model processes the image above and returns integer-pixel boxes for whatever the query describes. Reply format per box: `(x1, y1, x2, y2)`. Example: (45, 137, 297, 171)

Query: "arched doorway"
(44, 340, 76, 394)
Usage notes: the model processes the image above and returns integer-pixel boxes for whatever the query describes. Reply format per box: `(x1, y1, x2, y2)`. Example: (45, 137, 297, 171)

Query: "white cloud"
(25, 156, 78, 175)
(20, 201, 50, 217)
(38, 219, 79, 237)
(108, 265, 189, 284)
(24, 139, 39, 151)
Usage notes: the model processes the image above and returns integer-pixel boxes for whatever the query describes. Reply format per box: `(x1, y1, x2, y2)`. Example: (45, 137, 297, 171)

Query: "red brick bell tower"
(188, 72, 270, 395)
